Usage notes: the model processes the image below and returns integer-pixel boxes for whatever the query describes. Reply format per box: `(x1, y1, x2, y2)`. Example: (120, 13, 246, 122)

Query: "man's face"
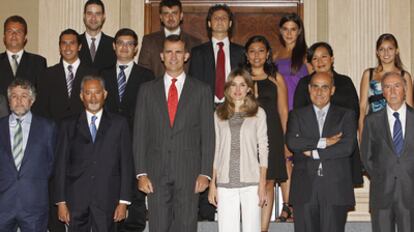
(59, 34, 81, 64)
(113, 35, 138, 63)
(160, 6, 183, 31)
(208, 9, 231, 35)
(382, 74, 406, 110)
(80, 79, 107, 114)
(83, 4, 105, 32)
(8, 86, 34, 116)
(3, 22, 26, 52)
(160, 40, 189, 76)
(308, 72, 335, 109)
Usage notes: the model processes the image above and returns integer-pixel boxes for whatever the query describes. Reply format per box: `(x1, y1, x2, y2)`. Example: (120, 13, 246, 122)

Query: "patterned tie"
(67, 65, 74, 97)
(90, 37, 96, 61)
(215, 42, 225, 100)
(11, 54, 19, 76)
(118, 65, 127, 101)
(90, 115, 97, 142)
(13, 118, 23, 170)
(167, 79, 178, 127)
(393, 112, 403, 156)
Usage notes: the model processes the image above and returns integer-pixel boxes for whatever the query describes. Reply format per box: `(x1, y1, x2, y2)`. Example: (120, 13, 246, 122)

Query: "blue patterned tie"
(393, 112, 403, 156)
(118, 65, 127, 101)
(67, 65, 74, 97)
(90, 115, 97, 142)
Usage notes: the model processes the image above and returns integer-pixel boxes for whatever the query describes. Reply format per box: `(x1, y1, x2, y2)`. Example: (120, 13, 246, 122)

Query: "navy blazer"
(0, 114, 56, 213)
(79, 33, 116, 72)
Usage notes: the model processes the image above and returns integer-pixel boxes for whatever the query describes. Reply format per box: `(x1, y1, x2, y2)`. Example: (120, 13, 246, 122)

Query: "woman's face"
(377, 40, 398, 65)
(246, 41, 269, 69)
(311, 46, 334, 73)
(229, 75, 250, 102)
(280, 20, 300, 46)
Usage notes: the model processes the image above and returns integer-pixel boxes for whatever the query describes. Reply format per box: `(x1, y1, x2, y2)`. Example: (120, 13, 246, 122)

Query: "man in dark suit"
(0, 79, 56, 232)
(138, 0, 201, 78)
(293, 42, 363, 186)
(0, 15, 46, 98)
(134, 35, 214, 232)
(102, 28, 154, 232)
(286, 72, 356, 232)
(79, 0, 116, 71)
(54, 75, 133, 232)
(189, 4, 244, 105)
(361, 72, 414, 232)
(188, 4, 244, 220)
(35, 29, 96, 122)
(0, 95, 8, 118)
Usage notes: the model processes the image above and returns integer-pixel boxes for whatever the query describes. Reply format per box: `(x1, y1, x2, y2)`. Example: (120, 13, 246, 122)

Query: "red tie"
(168, 78, 178, 127)
(215, 42, 225, 100)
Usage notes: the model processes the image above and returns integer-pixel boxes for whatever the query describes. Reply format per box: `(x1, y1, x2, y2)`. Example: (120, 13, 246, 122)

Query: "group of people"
(0, 0, 413, 232)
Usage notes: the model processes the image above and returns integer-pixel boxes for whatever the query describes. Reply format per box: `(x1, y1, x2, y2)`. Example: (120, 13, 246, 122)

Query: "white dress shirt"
(62, 58, 80, 78)
(163, 71, 186, 100)
(211, 37, 231, 103)
(164, 27, 181, 37)
(6, 49, 24, 66)
(85, 31, 102, 51)
(387, 103, 406, 138)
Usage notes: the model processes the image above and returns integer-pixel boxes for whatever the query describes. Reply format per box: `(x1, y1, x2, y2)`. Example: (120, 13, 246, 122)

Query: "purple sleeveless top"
(275, 58, 308, 111)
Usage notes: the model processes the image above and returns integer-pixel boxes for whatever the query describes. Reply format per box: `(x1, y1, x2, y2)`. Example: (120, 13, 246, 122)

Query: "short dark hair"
(159, 0, 182, 14)
(84, 0, 105, 14)
(4, 15, 27, 35)
(81, 75, 106, 91)
(114, 28, 138, 46)
(7, 79, 36, 100)
(206, 4, 233, 38)
(59, 28, 80, 45)
(306, 42, 334, 63)
(163, 34, 187, 51)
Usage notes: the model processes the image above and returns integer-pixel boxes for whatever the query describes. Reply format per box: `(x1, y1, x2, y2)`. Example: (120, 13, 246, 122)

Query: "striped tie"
(13, 118, 23, 170)
(118, 65, 127, 101)
(67, 65, 74, 97)
(393, 112, 403, 156)
(90, 37, 96, 61)
(11, 54, 19, 76)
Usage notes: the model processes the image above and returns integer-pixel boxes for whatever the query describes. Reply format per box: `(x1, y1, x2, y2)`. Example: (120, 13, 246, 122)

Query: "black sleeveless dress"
(255, 77, 288, 182)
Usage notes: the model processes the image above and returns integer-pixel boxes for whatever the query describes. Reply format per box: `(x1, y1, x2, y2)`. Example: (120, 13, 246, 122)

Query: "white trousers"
(217, 185, 261, 232)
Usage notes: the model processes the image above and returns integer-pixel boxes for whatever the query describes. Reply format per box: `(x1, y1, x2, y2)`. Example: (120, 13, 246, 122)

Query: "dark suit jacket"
(189, 41, 244, 98)
(0, 114, 56, 214)
(293, 71, 363, 185)
(0, 51, 46, 97)
(34, 62, 97, 122)
(286, 104, 356, 206)
(102, 63, 155, 129)
(138, 30, 202, 78)
(133, 76, 214, 183)
(79, 33, 116, 72)
(0, 95, 8, 118)
(361, 105, 414, 209)
(54, 111, 133, 214)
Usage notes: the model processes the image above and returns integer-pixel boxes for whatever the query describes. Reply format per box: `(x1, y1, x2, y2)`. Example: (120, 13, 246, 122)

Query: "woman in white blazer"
(208, 68, 269, 232)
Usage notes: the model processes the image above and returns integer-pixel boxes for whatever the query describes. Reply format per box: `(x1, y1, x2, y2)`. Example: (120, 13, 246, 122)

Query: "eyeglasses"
(115, 40, 136, 48)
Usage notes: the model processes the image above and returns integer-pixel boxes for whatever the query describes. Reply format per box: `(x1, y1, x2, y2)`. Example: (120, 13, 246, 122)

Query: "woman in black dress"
(244, 35, 289, 231)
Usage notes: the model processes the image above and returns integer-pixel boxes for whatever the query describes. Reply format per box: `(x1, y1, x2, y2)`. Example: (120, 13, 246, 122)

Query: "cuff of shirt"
(317, 138, 327, 149)
(311, 150, 320, 159)
(200, 174, 211, 180)
(136, 173, 147, 179)
(56, 201, 66, 205)
(119, 200, 131, 205)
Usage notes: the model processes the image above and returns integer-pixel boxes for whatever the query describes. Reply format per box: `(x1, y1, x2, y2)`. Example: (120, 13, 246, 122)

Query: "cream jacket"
(213, 107, 269, 184)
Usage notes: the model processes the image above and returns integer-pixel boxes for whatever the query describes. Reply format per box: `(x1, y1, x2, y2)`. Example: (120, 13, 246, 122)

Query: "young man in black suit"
(35, 29, 96, 122)
(287, 72, 356, 232)
(102, 28, 154, 232)
(79, 0, 116, 71)
(0, 15, 46, 98)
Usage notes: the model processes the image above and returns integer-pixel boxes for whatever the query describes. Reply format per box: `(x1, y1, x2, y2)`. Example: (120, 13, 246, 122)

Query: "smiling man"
(54, 75, 133, 232)
(287, 72, 356, 232)
(79, 0, 116, 71)
(138, 0, 201, 78)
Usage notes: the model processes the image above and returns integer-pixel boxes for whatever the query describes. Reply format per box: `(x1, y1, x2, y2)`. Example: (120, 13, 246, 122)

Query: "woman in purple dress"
(274, 13, 310, 222)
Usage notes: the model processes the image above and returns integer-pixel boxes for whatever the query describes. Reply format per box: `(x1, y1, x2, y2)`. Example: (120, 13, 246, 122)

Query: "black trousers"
(48, 177, 66, 232)
(293, 177, 350, 232)
(371, 178, 414, 232)
(117, 190, 147, 232)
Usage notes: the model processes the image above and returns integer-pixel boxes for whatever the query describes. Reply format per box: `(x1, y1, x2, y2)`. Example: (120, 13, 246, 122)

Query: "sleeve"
(119, 118, 133, 202)
(257, 108, 269, 168)
(360, 116, 374, 175)
(53, 121, 70, 204)
(199, 85, 215, 177)
(133, 84, 149, 175)
(286, 110, 319, 154)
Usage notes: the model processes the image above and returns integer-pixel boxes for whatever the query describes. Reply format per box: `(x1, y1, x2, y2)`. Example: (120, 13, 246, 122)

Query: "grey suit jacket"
(361, 105, 414, 209)
(138, 30, 202, 78)
(133, 75, 214, 183)
(0, 95, 8, 118)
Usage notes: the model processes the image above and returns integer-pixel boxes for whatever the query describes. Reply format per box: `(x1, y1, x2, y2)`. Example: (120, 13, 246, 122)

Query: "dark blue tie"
(393, 112, 403, 156)
(90, 115, 97, 142)
(118, 65, 127, 101)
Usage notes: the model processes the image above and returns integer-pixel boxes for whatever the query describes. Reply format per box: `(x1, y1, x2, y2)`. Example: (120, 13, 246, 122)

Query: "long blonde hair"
(216, 68, 259, 120)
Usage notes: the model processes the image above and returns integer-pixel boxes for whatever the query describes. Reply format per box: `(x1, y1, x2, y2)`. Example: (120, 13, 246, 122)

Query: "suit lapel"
(0, 117, 13, 166)
(401, 106, 414, 156)
(94, 110, 111, 143)
(321, 105, 336, 137)
(381, 109, 396, 155)
(154, 78, 170, 126)
(77, 111, 93, 142)
(0, 52, 14, 77)
(308, 106, 321, 138)
(57, 63, 70, 100)
(19, 114, 37, 169)
(15, 52, 29, 77)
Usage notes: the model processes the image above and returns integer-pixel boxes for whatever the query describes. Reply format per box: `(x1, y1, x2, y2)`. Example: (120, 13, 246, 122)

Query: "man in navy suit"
(0, 15, 47, 98)
(0, 79, 56, 232)
(54, 75, 133, 232)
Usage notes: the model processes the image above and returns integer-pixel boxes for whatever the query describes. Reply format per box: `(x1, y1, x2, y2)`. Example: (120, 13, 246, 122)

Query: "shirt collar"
(6, 49, 24, 61)
(164, 71, 186, 85)
(387, 103, 406, 117)
(86, 109, 103, 120)
(85, 31, 102, 40)
(211, 37, 230, 47)
(9, 111, 32, 124)
(313, 103, 330, 115)
(62, 58, 80, 70)
(164, 27, 181, 37)
(117, 60, 134, 69)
